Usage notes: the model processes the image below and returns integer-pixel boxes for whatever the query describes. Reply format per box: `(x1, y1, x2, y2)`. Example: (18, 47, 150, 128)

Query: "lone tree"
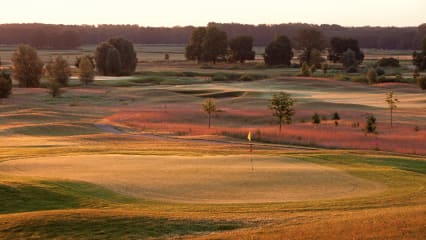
(79, 56, 95, 86)
(46, 56, 71, 86)
(264, 35, 293, 66)
(385, 91, 399, 128)
(11, 45, 44, 87)
(0, 71, 12, 99)
(201, 26, 228, 63)
(269, 92, 295, 132)
(296, 28, 325, 66)
(202, 98, 217, 128)
(185, 27, 207, 62)
(229, 35, 255, 63)
(312, 113, 321, 124)
(95, 38, 137, 76)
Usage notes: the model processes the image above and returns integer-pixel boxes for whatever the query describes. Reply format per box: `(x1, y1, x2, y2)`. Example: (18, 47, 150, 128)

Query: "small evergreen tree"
(312, 113, 321, 124)
(365, 115, 377, 133)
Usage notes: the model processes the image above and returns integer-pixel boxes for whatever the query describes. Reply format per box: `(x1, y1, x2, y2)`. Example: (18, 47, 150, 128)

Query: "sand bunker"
(0, 154, 384, 203)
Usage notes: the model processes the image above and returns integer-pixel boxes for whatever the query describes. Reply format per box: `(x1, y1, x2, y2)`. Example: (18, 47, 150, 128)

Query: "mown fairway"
(0, 59, 425, 239)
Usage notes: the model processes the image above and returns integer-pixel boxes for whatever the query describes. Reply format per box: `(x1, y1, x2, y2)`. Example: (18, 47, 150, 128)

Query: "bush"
(11, 45, 44, 87)
(332, 112, 340, 120)
(300, 62, 311, 76)
(375, 67, 385, 76)
(377, 57, 400, 67)
(48, 80, 62, 98)
(239, 74, 254, 81)
(418, 76, 426, 90)
(367, 68, 378, 84)
(0, 71, 12, 99)
(312, 113, 321, 124)
(365, 115, 377, 133)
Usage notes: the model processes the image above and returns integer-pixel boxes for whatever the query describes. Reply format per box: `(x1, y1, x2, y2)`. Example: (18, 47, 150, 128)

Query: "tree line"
(0, 23, 424, 50)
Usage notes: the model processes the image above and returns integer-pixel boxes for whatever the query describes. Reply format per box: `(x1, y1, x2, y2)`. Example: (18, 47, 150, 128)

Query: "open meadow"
(0, 47, 425, 239)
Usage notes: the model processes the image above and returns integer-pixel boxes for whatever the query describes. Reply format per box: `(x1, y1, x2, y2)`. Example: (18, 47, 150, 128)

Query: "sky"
(0, 0, 424, 27)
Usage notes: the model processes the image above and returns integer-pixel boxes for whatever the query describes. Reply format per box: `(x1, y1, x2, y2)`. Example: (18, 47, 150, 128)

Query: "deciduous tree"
(229, 35, 255, 63)
(385, 91, 399, 128)
(269, 92, 295, 132)
(202, 98, 217, 128)
(79, 56, 95, 86)
(46, 56, 71, 86)
(264, 35, 293, 66)
(11, 45, 44, 87)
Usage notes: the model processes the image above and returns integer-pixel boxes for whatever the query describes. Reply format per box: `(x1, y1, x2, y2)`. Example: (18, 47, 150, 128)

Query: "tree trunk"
(208, 114, 211, 128)
(390, 108, 393, 128)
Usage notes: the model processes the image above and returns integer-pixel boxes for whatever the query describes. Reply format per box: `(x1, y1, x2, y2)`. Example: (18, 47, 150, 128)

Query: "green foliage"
(377, 57, 400, 67)
(375, 67, 385, 76)
(79, 56, 95, 85)
(229, 35, 255, 63)
(328, 37, 364, 65)
(202, 98, 217, 128)
(95, 38, 137, 76)
(299, 48, 324, 67)
(417, 76, 426, 90)
(11, 45, 44, 87)
(264, 35, 293, 66)
(201, 26, 228, 63)
(46, 55, 71, 86)
(365, 115, 377, 133)
(296, 28, 325, 66)
(312, 113, 321, 124)
(269, 92, 295, 131)
(367, 68, 378, 84)
(0, 71, 12, 99)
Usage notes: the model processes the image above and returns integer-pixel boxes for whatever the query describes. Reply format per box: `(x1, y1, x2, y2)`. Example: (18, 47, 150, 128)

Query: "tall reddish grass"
(107, 109, 426, 155)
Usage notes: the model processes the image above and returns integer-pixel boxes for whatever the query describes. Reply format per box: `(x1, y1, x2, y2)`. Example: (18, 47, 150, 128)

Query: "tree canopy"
(11, 45, 44, 87)
(264, 35, 293, 66)
(229, 35, 255, 63)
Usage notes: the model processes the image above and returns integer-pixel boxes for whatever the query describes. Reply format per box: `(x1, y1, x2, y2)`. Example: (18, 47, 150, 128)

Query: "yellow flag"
(248, 131, 252, 142)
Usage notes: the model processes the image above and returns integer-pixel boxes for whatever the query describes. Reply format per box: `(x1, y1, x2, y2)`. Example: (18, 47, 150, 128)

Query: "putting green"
(0, 155, 384, 203)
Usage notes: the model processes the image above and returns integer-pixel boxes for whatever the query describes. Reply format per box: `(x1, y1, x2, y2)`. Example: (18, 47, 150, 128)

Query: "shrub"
(48, 80, 62, 98)
(375, 67, 385, 76)
(332, 112, 340, 120)
(300, 62, 310, 76)
(367, 68, 378, 84)
(417, 76, 426, 90)
(239, 74, 254, 81)
(0, 71, 12, 99)
(11, 45, 44, 87)
(365, 115, 377, 133)
(377, 57, 400, 67)
(312, 113, 321, 124)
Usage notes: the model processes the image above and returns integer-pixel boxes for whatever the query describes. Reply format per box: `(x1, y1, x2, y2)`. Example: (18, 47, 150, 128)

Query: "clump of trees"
(46, 56, 71, 86)
(11, 45, 44, 87)
(269, 92, 295, 132)
(229, 35, 255, 63)
(0, 71, 12, 99)
(185, 26, 228, 63)
(95, 38, 137, 76)
(264, 36, 293, 66)
(328, 37, 364, 71)
(296, 28, 326, 67)
(413, 38, 426, 71)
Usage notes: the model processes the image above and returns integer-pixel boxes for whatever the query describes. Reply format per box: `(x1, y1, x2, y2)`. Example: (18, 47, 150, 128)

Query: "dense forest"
(0, 22, 424, 50)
